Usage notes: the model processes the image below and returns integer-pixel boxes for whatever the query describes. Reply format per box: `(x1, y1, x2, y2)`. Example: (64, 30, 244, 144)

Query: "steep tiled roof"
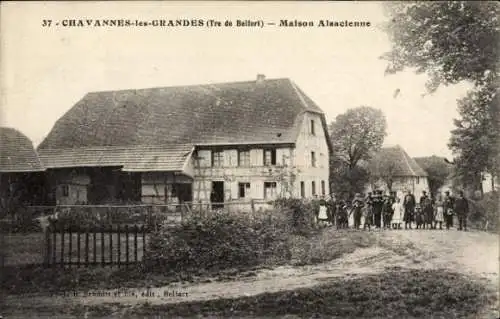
(38, 144, 194, 172)
(38, 78, 325, 150)
(0, 127, 44, 172)
(368, 145, 428, 177)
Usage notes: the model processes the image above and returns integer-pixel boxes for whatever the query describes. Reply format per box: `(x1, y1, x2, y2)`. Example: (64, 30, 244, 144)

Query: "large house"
(0, 127, 46, 212)
(365, 145, 430, 199)
(37, 75, 332, 210)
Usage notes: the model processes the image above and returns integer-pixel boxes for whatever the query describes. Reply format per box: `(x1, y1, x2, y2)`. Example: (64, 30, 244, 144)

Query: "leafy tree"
(382, 1, 499, 92)
(448, 83, 499, 195)
(383, 1, 499, 196)
(414, 156, 454, 197)
(328, 106, 387, 198)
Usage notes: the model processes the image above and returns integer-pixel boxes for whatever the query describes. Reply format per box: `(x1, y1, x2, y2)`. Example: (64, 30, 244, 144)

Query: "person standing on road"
(434, 193, 445, 230)
(403, 190, 416, 229)
(372, 190, 384, 228)
(443, 191, 455, 230)
(420, 191, 434, 229)
(391, 196, 403, 229)
(454, 191, 469, 231)
(351, 193, 364, 229)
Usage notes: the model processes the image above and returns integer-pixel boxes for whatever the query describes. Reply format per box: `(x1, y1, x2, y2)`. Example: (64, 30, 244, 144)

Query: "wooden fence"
(44, 223, 148, 268)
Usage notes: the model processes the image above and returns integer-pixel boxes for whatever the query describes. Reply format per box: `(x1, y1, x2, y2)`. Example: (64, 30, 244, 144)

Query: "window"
(321, 180, 325, 196)
(238, 182, 251, 198)
(61, 185, 69, 197)
(311, 181, 316, 196)
(238, 150, 250, 167)
(416, 177, 420, 184)
(212, 149, 224, 167)
(310, 119, 315, 135)
(311, 151, 316, 167)
(264, 182, 277, 199)
(263, 149, 276, 166)
(300, 181, 305, 198)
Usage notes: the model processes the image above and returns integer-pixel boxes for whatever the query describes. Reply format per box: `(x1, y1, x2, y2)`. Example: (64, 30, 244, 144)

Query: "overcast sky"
(1, 2, 471, 158)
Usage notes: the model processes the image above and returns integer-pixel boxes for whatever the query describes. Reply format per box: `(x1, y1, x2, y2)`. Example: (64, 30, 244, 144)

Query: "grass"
(1, 269, 496, 318)
(0, 228, 374, 295)
(2, 232, 148, 266)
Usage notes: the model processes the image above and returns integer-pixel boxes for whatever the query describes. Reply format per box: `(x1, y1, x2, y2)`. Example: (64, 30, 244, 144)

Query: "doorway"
(210, 181, 224, 209)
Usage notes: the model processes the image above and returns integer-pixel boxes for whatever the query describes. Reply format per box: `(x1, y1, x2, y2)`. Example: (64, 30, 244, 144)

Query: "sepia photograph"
(0, 1, 498, 318)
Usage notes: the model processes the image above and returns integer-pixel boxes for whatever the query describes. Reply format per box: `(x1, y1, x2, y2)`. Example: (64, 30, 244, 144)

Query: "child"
(415, 205, 424, 229)
(391, 197, 403, 229)
(363, 205, 373, 231)
(382, 195, 393, 229)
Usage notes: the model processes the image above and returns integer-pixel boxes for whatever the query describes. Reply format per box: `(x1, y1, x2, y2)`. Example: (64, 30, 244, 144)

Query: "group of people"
(314, 189, 470, 231)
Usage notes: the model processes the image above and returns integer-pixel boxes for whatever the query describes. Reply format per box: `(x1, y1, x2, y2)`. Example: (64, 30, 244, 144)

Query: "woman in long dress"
(434, 193, 445, 230)
(391, 197, 403, 229)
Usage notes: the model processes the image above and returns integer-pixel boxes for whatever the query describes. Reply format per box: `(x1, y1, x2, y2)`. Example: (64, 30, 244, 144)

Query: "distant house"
(0, 127, 46, 212)
(365, 145, 429, 198)
(37, 75, 332, 209)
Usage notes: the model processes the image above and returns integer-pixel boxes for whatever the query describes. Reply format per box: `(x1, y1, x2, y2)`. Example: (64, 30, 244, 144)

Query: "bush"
(0, 207, 42, 233)
(272, 198, 316, 235)
(143, 211, 291, 274)
(469, 191, 499, 231)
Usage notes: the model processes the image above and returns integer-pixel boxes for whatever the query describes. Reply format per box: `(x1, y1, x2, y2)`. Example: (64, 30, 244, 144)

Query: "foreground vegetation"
(2, 269, 496, 318)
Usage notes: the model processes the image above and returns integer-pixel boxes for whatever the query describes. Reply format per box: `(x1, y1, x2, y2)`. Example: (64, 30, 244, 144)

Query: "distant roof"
(0, 127, 44, 172)
(38, 77, 325, 150)
(368, 145, 428, 177)
(38, 144, 194, 173)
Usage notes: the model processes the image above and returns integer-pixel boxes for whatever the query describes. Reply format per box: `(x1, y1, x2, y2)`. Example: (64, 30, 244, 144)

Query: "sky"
(1, 1, 472, 159)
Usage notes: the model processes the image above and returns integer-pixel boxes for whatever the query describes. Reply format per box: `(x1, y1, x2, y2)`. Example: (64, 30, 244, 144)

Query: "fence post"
(85, 228, 89, 266)
(68, 224, 72, 267)
(60, 224, 65, 267)
(134, 225, 138, 263)
(142, 225, 146, 261)
(93, 227, 97, 265)
(125, 224, 129, 266)
(109, 224, 113, 267)
(77, 228, 81, 268)
(101, 226, 105, 266)
(251, 199, 256, 217)
(52, 223, 57, 266)
(44, 225, 51, 267)
(117, 225, 121, 268)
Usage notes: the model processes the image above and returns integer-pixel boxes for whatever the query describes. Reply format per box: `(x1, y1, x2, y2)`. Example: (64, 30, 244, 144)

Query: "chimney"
(256, 74, 266, 84)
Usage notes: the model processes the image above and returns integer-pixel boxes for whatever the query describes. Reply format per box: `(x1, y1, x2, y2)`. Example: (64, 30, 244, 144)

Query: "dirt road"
(3, 229, 499, 314)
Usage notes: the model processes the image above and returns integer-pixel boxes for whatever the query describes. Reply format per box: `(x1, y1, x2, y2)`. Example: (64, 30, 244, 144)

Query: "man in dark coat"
(420, 191, 434, 229)
(372, 190, 384, 228)
(382, 194, 394, 229)
(454, 191, 469, 231)
(352, 193, 364, 229)
(403, 190, 416, 229)
(443, 191, 455, 230)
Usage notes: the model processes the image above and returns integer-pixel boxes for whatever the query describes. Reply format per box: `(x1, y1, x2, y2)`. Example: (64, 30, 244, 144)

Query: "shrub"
(143, 211, 291, 273)
(469, 191, 499, 231)
(272, 198, 316, 235)
(0, 207, 42, 233)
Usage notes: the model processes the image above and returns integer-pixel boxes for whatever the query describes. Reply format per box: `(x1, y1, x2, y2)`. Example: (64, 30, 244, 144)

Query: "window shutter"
(250, 149, 263, 166)
(230, 150, 238, 167)
(230, 181, 239, 200)
(276, 148, 290, 166)
(252, 181, 264, 199)
(224, 150, 231, 167)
